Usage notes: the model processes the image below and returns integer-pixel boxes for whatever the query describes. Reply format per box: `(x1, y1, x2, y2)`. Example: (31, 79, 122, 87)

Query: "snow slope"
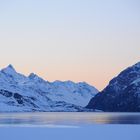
(87, 62, 140, 112)
(0, 65, 98, 112)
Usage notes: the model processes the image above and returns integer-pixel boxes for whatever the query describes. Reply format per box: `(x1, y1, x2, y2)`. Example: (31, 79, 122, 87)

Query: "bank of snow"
(0, 125, 139, 140)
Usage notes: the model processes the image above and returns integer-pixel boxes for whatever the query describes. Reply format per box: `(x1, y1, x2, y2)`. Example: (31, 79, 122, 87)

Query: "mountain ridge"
(0, 64, 98, 112)
(86, 61, 140, 112)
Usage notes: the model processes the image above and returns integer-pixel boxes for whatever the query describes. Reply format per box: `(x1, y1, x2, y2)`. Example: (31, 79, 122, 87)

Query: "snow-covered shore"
(1, 124, 140, 140)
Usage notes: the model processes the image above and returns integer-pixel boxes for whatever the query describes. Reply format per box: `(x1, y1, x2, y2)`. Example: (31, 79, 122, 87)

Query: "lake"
(0, 112, 140, 126)
(0, 112, 140, 140)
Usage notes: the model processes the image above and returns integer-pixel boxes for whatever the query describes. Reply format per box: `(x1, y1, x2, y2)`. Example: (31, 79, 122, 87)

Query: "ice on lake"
(0, 112, 140, 140)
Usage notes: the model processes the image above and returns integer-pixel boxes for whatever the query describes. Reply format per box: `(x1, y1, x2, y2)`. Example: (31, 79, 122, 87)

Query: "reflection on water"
(0, 112, 140, 126)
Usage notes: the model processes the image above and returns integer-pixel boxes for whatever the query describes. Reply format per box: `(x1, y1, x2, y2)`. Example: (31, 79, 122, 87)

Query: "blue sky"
(0, 0, 140, 90)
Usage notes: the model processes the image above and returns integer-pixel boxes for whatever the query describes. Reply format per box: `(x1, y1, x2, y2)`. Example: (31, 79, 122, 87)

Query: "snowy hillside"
(0, 65, 98, 112)
(87, 62, 140, 112)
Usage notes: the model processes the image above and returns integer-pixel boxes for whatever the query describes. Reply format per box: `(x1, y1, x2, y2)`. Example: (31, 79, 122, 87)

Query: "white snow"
(0, 65, 98, 112)
(0, 125, 139, 140)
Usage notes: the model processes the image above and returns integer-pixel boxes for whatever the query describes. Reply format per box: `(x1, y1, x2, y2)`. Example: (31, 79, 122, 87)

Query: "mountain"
(86, 62, 140, 112)
(0, 65, 98, 112)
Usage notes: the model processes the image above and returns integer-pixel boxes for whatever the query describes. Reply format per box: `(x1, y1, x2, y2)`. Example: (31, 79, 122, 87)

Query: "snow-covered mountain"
(0, 65, 98, 112)
(87, 62, 140, 112)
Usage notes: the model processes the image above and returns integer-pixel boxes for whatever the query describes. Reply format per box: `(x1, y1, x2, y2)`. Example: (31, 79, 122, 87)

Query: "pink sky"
(0, 0, 140, 90)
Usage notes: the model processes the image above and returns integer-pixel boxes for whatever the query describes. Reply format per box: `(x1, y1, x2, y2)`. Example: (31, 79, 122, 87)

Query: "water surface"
(0, 112, 140, 127)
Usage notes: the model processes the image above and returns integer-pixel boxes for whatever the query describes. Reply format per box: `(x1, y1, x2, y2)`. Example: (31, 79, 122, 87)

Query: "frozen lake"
(0, 112, 140, 126)
(0, 112, 140, 140)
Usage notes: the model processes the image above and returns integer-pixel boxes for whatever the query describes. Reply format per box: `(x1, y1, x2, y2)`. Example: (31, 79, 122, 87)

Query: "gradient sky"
(0, 0, 140, 90)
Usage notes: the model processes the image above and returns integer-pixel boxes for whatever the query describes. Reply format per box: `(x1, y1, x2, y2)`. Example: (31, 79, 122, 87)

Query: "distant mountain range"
(87, 62, 140, 112)
(1, 61, 140, 112)
(0, 65, 98, 112)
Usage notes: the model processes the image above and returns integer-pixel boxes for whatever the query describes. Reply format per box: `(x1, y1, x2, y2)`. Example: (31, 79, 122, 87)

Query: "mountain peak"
(7, 64, 15, 69)
(28, 73, 46, 82)
(1, 64, 16, 74)
(28, 73, 38, 79)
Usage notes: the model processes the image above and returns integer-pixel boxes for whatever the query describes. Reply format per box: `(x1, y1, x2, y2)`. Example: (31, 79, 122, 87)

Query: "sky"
(0, 0, 140, 90)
